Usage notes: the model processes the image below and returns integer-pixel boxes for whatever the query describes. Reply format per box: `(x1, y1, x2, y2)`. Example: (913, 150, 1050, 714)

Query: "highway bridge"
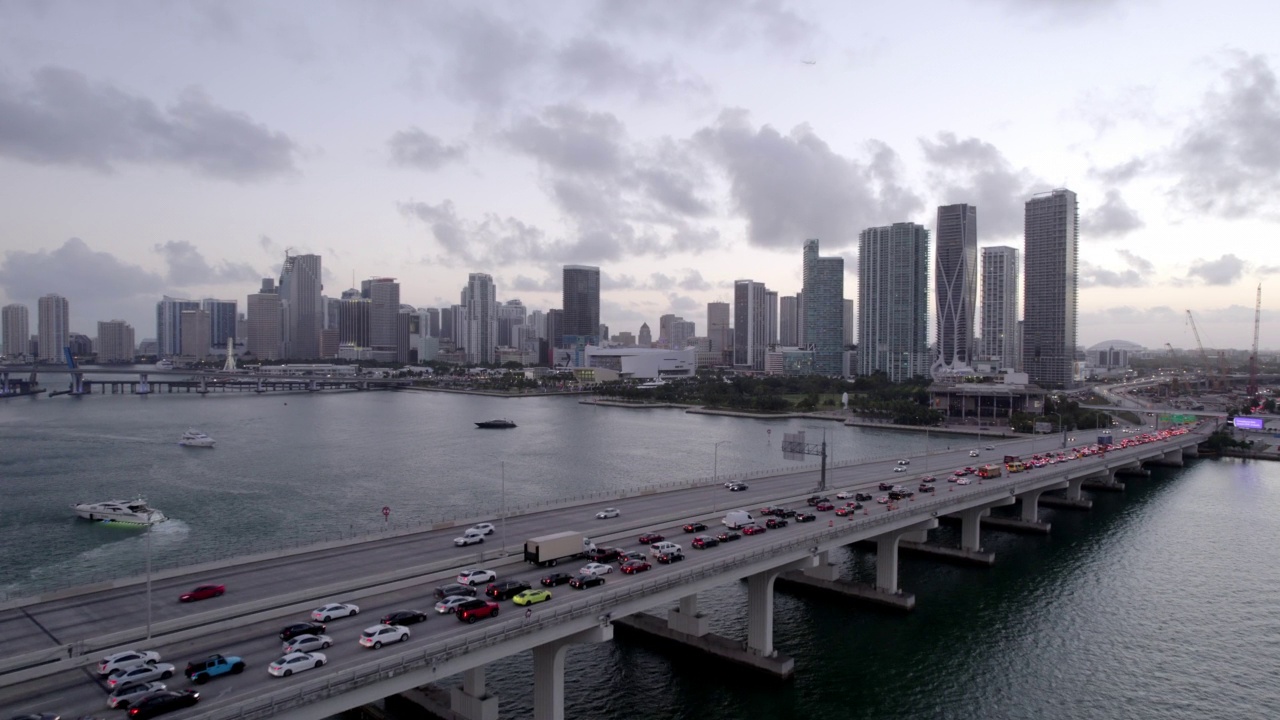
(0, 425, 1211, 720)
(0, 366, 410, 396)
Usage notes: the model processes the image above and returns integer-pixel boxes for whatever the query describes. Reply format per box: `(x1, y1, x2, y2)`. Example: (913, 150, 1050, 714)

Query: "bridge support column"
(1182, 444, 1199, 458)
(874, 519, 940, 593)
(667, 593, 708, 636)
(746, 570, 780, 657)
(1019, 489, 1046, 522)
(0, 371, 8, 394)
(803, 550, 840, 581)
(532, 624, 613, 720)
(1065, 476, 1086, 501)
(958, 508, 988, 552)
(450, 667, 498, 720)
(71, 372, 85, 395)
(137, 373, 150, 394)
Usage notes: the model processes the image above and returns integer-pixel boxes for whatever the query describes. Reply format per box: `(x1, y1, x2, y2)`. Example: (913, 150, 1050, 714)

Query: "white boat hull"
(72, 500, 167, 525)
(179, 438, 216, 448)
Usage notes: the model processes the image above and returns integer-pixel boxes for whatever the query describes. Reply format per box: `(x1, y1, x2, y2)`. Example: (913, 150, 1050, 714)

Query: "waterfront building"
(137, 338, 158, 357)
(96, 320, 135, 363)
(68, 333, 92, 358)
(1023, 189, 1079, 389)
(779, 296, 799, 346)
(932, 203, 979, 380)
(584, 346, 696, 380)
(37, 293, 70, 363)
(526, 310, 546, 341)
(733, 279, 770, 371)
(764, 347, 815, 376)
(563, 265, 600, 347)
(858, 223, 930, 382)
(2, 303, 29, 359)
(463, 273, 497, 365)
(319, 328, 339, 358)
(235, 313, 247, 343)
(981, 246, 1021, 368)
(339, 292, 371, 347)
(843, 299, 854, 347)
(322, 296, 340, 332)
(180, 309, 212, 361)
(246, 279, 282, 361)
(498, 299, 527, 348)
(201, 298, 238, 351)
(546, 309, 563, 364)
(802, 239, 845, 376)
(764, 290, 779, 346)
(613, 331, 636, 347)
(638, 322, 652, 348)
(278, 253, 322, 360)
(671, 319, 695, 350)
(155, 296, 197, 358)
(425, 308, 441, 338)
(361, 277, 401, 360)
(707, 302, 731, 362)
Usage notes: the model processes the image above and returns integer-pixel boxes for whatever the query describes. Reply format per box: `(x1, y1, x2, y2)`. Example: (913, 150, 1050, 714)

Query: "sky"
(0, 0, 1277, 352)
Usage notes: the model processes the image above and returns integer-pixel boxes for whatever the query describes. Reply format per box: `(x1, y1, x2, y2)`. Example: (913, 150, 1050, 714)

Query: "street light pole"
(1054, 412, 1066, 449)
(145, 523, 153, 640)
(713, 440, 730, 512)
(500, 461, 506, 554)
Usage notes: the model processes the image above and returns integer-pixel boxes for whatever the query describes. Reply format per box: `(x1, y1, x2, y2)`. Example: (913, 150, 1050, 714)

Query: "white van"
(649, 541, 682, 557)
(722, 510, 753, 529)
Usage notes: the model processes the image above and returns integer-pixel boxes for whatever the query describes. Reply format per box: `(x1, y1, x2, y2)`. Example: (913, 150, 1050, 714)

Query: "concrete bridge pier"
(802, 550, 841, 581)
(1147, 449, 1184, 467)
(1082, 468, 1125, 492)
(532, 624, 613, 720)
(1065, 476, 1087, 501)
(876, 519, 940, 593)
(450, 667, 498, 720)
(1019, 482, 1068, 523)
(955, 497, 1015, 551)
(1183, 444, 1200, 458)
(1, 371, 8, 394)
(137, 373, 150, 394)
(667, 593, 707, 636)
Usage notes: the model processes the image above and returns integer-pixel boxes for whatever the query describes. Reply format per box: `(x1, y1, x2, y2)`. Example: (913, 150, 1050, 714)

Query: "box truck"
(977, 464, 1002, 479)
(524, 531, 595, 567)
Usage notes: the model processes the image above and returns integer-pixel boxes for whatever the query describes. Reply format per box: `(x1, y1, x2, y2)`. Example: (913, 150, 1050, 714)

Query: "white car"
(969, 450, 980, 457)
(98, 649, 160, 675)
(359, 624, 410, 649)
(106, 662, 175, 688)
(896, 459, 910, 465)
(281, 633, 332, 654)
(468, 522, 496, 535)
(835, 490, 854, 499)
(595, 508, 620, 519)
(579, 562, 614, 576)
(311, 602, 360, 622)
(106, 680, 166, 709)
(435, 595, 471, 614)
(454, 531, 485, 546)
(268, 651, 327, 677)
(956, 478, 973, 485)
(985, 445, 995, 450)
(893, 466, 907, 472)
(457, 568, 497, 585)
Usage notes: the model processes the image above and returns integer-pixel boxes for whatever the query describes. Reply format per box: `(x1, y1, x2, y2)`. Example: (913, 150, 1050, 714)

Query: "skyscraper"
(201, 299, 238, 351)
(707, 302, 731, 354)
(37, 293, 70, 363)
(1023, 189, 1079, 389)
(764, 290, 778, 346)
(247, 279, 282, 361)
(96, 320, 135, 363)
(802, 239, 845, 375)
(981, 246, 1021, 368)
(338, 291, 371, 347)
(858, 223, 930, 382)
(932, 204, 979, 380)
(546, 309, 564, 364)
(638, 322, 652, 348)
(779, 296, 799, 346)
(498, 299, 527, 347)
(425, 308, 441, 338)
(2, 304, 29, 359)
(361, 277, 401, 356)
(180, 309, 211, 360)
(155, 296, 198, 358)
(734, 279, 769, 371)
(279, 253, 322, 360)
(843, 299, 854, 346)
(463, 273, 497, 365)
(562, 265, 600, 347)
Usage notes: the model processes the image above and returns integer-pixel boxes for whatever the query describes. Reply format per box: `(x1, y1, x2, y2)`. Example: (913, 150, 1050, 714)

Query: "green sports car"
(512, 589, 552, 606)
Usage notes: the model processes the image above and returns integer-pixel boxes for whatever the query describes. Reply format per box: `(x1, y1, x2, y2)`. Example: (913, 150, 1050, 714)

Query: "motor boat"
(475, 419, 517, 429)
(179, 429, 215, 448)
(155, 359, 174, 370)
(72, 498, 167, 525)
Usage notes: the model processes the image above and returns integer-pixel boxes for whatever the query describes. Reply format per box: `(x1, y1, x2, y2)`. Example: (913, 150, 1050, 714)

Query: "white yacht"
(72, 498, 167, 525)
(155, 359, 174, 370)
(179, 429, 215, 448)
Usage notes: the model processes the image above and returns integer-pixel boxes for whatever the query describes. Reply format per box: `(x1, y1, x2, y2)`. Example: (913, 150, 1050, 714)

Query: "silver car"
(434, 595, 471, 614)
(98, 649, 160, 675)
(106, 662, 175, 689)
(282, 633, 333, 654)
(107, 680, 166, 709)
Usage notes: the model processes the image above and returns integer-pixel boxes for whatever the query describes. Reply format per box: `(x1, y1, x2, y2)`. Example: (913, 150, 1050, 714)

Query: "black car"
(486, 580, 532, 600)
(716, 530, 742, 542)
(655, 551, 685, 564)
(855, 493, 873, 502)
(918, 485, 936, 493)
(381, 610, 429, 626)
(434, 583, 478, 600)
(765, 517, 788, 529)
(587, 547, 622, 563)
(806, 495, 823, 505)
(774, 507, 797, 518)
(683, 522, 708, 533)
(279, 621, 326, 642)
(888, 490, 906, 501)
(125, 690, 200, 719)
(616, 550, 647, 564)
(794, 512, 817, 523)
(878, 482, 894, 491)
(727, 483, 749, 491)
(569, 574, 606, 589)
(691, 534, 719, 549)
(541, 572, 574, 587)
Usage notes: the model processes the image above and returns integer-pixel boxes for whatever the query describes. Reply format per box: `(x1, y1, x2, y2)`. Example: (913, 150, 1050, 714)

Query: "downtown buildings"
(279, 253, 323, 360)
(981, 246, 1021, 369)
(932, 204, 978, 379)
(2, 303, 29, 359)
(562, 265, 600, 349)
(38, 293, 70, 363)
(733, 279, 771, 371)
(802, 240, 844, 376)
(858, 223, 930, 382)
(1022, 189, 1079, 389)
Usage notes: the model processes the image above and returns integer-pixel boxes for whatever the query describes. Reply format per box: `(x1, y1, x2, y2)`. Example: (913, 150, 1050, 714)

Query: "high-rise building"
(155, 296, 197, 358)
(932, 204, 979, 380)
(361, 277, 401, 356)
(658, 314, 679, 348)
(802, 239, 845, 375)
(858, 223, 930, 382)
(201, 299, 238, 352)
(96, 320, 135, 363)
(37, 293, 70, 363)
(562, 265, 600, 347)
(707, 302, 731, 354)
(638, 322, 652, 348)
(425, 308, 441, 338)
(779, 296, 799, 346)
(843, 299, 854, 347)
(981, 246, 1021, 368)
(449, 304, 467, 350)
(247, 279, 282, 361)
(498, 299, 527, 347)
(339, 291, 371, 347)
(180, 309, 211, 360)
(1023, 189, 1079, 389)
(671, 320, 695, 350)
(764, 290, 778, 346)
(2, 303, 29, 359)
(734, 279, 770, 371)
(463, 273, 497, 365)
(279, 253, 322, 359)
(546, 309, 564, 364)
(797, 291, 805, 346)
(235, 312, 247, 343)
(322, 296, 341, 331)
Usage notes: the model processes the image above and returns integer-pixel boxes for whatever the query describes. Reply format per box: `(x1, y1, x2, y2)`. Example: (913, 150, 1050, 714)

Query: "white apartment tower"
(2, 304, 29, 359)
(37, 293, 70, 363)
(733, 279, 770, 371)
(981, 246, 1021, 368)
(857, 223, 930, 382)
(463, 273, 497, 365)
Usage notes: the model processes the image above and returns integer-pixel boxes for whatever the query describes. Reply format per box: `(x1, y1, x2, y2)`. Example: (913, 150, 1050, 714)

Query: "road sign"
(382, 506, 390, 518)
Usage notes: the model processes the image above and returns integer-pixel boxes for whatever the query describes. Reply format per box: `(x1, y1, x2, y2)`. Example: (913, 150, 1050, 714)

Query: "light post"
(713, 440, 731, 484)
(145, 523, 153, 640)
(1053, 411, 1066, 449)
(500, 461, 507, 554)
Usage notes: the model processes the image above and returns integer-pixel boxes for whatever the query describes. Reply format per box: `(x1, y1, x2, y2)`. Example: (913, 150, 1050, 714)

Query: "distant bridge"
(0, 366, 411, 398)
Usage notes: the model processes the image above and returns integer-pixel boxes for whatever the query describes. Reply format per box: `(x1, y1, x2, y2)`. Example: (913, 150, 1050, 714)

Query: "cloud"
(696, 110, 922, 251)
(1186, 254, 1246, 286)
(1167, 53, 1280, 218)
(502, 105, 626, 176)
(590, 1, 817, 51)
(427, 6, 546, 107)
(153, 241, 261, 286)
(1117, 250, 1154, 275)
(388, 127, 466, 171)
(507, 274, 559, 293)
(1079, 249, 1155, 288)
(1257, 265, 1280, 276)
(1082, 189, 1144, 238)
(553, 37, 708, 101)
(1089, 157, 1147, 184)
(0, 66, 300, 181)
(678, 269, 713, 292)
(920, 132, 1049, 240)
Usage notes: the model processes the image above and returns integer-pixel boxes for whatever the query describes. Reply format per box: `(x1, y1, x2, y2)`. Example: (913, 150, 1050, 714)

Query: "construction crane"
(1247, 284, 1262, 406)
(1185, 310, 1215, 389)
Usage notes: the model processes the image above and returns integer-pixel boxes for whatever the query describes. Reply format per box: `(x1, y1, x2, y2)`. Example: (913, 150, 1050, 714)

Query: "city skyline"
(0, 2, 1276, 350)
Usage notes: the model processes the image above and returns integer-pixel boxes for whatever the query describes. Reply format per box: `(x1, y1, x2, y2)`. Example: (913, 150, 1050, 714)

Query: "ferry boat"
(475, 419, 517, 429)
(72, 498, 167, 525)
(179, 429, 216, 448)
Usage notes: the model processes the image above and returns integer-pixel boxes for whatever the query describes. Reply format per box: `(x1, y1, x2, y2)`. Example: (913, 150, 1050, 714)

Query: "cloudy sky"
(0, 0, 1276, 351)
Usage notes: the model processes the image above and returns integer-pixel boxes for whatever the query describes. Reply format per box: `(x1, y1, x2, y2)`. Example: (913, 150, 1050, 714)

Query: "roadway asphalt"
(0, 425, 1193, 718)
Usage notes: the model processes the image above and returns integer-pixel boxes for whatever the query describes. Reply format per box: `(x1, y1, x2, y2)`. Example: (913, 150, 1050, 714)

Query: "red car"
(637, 533, 665, 544)
(815, 502, 835, 511)
(620, 560, 652, 574)
(455, 599, 500, 623)
(741, 524, 767, 536)
(179, 584, 225, 603)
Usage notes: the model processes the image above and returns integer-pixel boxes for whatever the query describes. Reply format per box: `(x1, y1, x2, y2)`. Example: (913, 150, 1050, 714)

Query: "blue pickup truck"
(184, 653, 246, 683)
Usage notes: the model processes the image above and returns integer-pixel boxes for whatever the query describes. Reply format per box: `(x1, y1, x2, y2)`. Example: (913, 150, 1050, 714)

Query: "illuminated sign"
(1233, 417, 1265, 430)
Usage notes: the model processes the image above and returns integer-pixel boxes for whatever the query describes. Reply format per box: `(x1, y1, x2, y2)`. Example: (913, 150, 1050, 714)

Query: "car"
(806, 494, 824, 505)
(815, 502, 834, 511)
(621, 560, 652, 574)
(434, 583, 478, 599)
(456, 599, 501, 622)
(457, 569, 497, 586)
(741, 524, 766, 535)
(683, 522, 707, 533)
(855, 492, 873, 501)
(454, 530, 485, 546)
(834, 506, 858, 516)
(691, 534, 719, 549)
(279, 622, 326, 642)
(380, 610, 428, 626)
(183, 654, 244, 684)
(727, 483, 749, 491)
(125, 689, 199, 719)
(512, 588, 552, 606)
(919, 476, 936, 483)
(794, 512, 817, 522)
(434, 595, 472, 614)
(774, 507, 797, 518)
(268, 651, 326, 677)
(468, 522, 496, 535)
(540, 572, 575, 587)
(178, 584, 224, 603)
(878, 482, 894, 491)
(716, 530, 742, 542)
(569, 574, 606, 589)
(98, 649, 161, 676)
(578, 562, 614, 576)
(595, 507, 621, 519)
(835, 491, 855, 499)
(897, 459, 910, 465)
(107, 680, 166, 709)
(957, 478, 973, 485)
(586, 547, 622, 563)
(637, 532, 665, 544)
(281, 633, 333, 654)
(876, 496, 890, 504)
(311, 602, 359, 622)
(486, 580, 532, 600)
(107, 662, 176, 689)
(765, 518, 788, 529)
(358, 624, 410, 649)
(655, 550, 685, 564)
(893, 466, 907, 472)
(985, 445, 995, 450)
(617, 550, 647, 564)
(969, 450, 980, 457)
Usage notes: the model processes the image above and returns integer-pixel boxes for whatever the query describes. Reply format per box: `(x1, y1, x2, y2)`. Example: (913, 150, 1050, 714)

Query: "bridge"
(0, 366, 411, 397)
(0, 425, 1211, 720)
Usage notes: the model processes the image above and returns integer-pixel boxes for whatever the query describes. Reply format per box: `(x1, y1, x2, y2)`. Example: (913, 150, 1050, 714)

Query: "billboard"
(1033, 421, 1052, 434)
(1233, 417, 1265, 431)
